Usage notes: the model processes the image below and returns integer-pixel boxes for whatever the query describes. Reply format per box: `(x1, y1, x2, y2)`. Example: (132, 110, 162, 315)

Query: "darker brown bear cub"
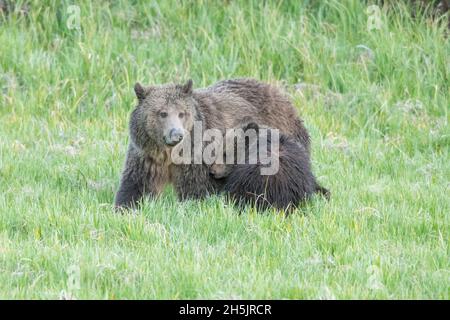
(115, 78, 311, 209)
(209, 122, 329, 211)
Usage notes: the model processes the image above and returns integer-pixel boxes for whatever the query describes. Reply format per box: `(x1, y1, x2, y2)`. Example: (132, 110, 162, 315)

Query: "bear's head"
(129, 79, 197, 151)
(209, 121, 260, 179)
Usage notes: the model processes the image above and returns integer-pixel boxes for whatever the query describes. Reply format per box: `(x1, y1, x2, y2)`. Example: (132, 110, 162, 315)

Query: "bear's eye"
(159, 112, 168, 118)
(178, 112, 184, 119)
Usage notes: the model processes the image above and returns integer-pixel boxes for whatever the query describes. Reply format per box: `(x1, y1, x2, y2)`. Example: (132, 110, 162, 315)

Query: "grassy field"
(0, 0, 448, 299)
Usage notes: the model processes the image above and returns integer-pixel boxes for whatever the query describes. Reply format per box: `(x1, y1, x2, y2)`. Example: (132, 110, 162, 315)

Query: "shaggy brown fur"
(210, 122, 329, 211)
(115, 78, 310, 209)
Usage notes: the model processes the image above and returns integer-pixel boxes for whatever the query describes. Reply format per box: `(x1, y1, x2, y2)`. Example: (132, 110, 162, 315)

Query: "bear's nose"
(167, 128, 184, 145)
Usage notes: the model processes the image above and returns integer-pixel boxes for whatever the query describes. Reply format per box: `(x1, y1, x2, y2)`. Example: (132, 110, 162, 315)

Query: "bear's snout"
(209, 164, 227, 179)
(165, 128, 184, 146)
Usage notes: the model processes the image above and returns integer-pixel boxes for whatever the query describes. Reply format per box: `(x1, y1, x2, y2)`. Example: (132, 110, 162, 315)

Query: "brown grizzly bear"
(209, 121, 329, 211)
(114, 78, 310, 209)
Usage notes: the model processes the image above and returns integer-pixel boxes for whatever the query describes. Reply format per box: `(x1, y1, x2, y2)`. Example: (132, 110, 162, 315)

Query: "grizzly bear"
(209, 121, 329, 211)
(114, 78, 310, 209)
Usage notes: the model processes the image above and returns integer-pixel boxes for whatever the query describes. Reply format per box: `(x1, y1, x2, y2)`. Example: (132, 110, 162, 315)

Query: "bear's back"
(194, 78, 310, 152)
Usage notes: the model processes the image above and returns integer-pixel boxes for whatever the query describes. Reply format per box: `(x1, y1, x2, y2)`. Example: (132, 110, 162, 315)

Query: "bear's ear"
(181, 79, 193, 95)
(134, 82, 147, 101)
(244, 122, 259, 132)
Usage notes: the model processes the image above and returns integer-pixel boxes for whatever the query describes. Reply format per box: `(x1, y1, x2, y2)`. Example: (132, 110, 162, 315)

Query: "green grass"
(0, 0, 448, 299)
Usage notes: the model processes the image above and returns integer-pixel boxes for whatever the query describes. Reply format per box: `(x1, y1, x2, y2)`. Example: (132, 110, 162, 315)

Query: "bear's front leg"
(171, 163, 221, 200)
(114, 168, 144, 209)
(115, 145, 168, 209)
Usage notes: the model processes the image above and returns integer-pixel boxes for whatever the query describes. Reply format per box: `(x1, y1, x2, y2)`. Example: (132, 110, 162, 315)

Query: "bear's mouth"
(164, 140, 180, 147)
(209, 171, 226, 180)
(163, 136, 183, 147)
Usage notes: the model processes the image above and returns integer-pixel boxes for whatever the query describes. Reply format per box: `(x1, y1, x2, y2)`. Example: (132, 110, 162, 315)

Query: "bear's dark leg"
(171, 163, 221, 200)
(114, 146, 168, 210)
(114, 169, 144, 209)
(315, 184, 330, 200)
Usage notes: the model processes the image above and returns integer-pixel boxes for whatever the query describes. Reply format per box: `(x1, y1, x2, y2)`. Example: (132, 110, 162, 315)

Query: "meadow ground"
(0, 0, 448, 299)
